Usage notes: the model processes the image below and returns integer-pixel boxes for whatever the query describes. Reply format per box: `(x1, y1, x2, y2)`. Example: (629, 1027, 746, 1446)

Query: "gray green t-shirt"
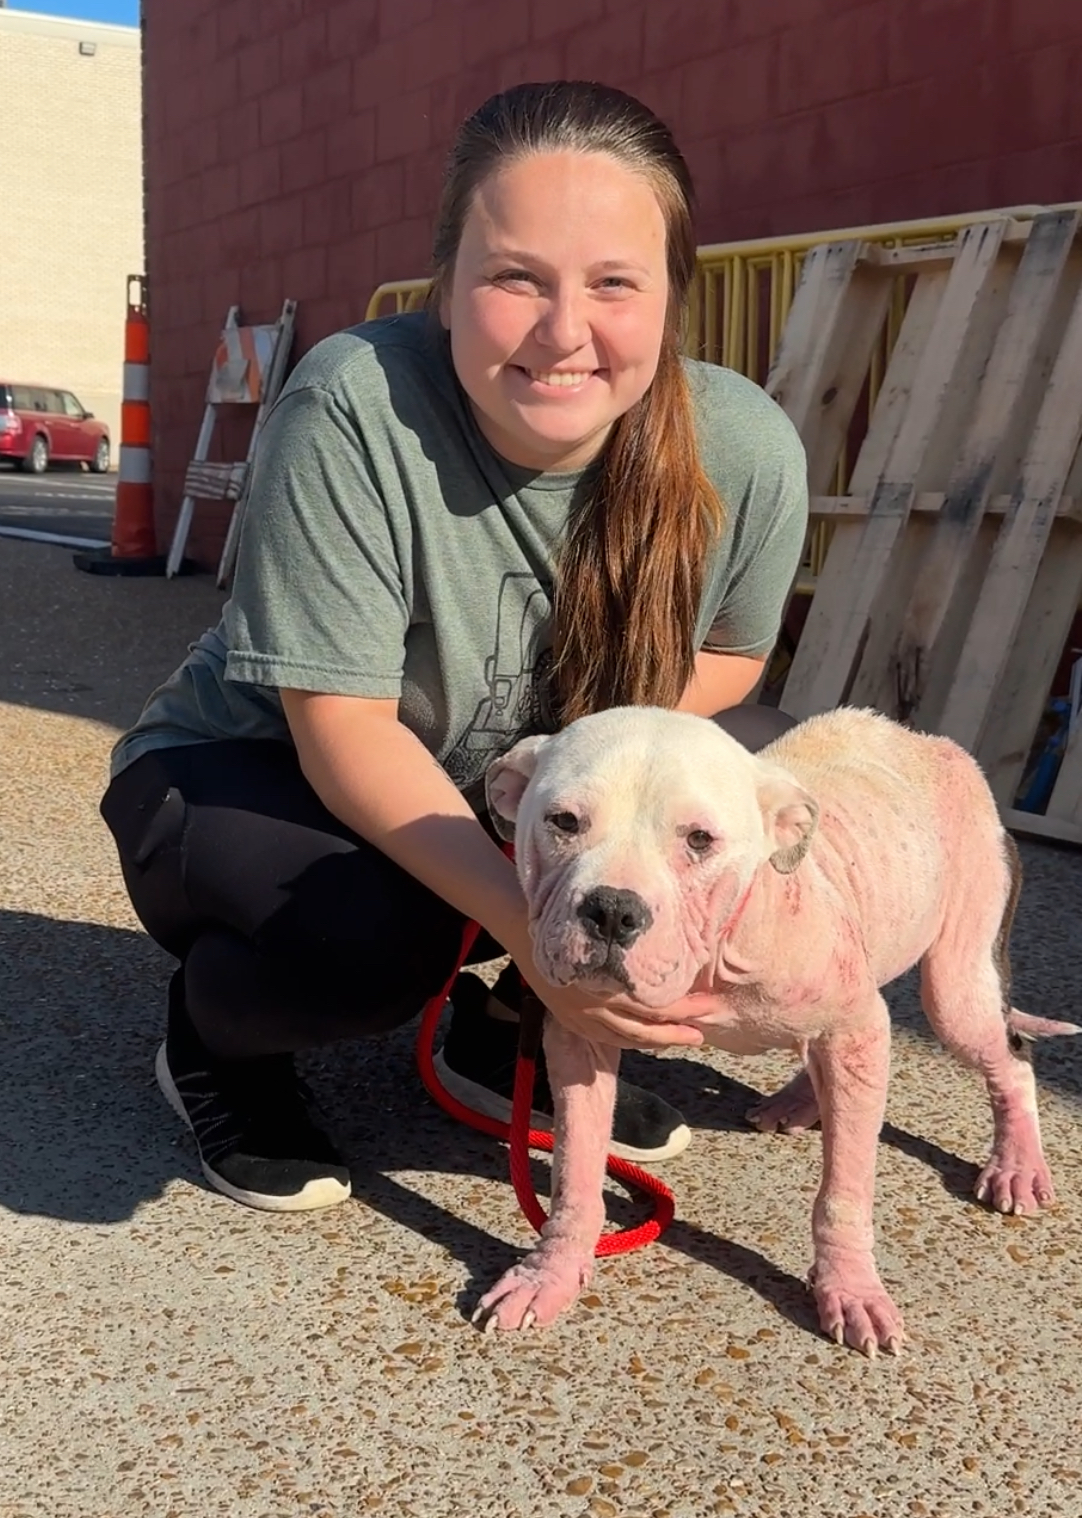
(110, 311, 808, 802)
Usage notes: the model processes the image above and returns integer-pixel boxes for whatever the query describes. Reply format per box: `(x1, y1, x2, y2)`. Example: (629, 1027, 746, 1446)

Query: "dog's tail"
(1007, 1008, 1082, 1041)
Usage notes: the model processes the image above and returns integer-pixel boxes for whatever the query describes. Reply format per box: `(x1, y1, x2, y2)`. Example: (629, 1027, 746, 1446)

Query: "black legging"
(100, 705, 796, 1060)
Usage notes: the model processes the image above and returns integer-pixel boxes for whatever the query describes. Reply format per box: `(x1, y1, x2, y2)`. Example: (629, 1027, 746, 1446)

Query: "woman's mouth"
(513, 365, 597, 391)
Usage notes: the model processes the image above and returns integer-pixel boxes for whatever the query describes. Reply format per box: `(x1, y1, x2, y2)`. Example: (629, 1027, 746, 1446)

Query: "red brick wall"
(144, 0, 1082, 563)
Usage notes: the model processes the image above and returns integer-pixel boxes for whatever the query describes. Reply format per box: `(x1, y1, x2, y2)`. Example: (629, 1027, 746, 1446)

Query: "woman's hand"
(513, 958, 706, 1052)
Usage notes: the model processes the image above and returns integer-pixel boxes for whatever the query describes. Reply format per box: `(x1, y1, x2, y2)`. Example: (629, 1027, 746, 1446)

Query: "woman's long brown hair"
(428, 81, 724, 725)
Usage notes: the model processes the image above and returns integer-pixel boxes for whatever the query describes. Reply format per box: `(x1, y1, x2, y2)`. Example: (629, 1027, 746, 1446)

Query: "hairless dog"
(475, 706, 1078, 1355)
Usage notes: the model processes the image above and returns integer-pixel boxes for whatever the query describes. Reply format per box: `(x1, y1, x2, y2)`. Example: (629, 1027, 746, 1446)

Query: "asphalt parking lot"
(0, 465, 114, 544)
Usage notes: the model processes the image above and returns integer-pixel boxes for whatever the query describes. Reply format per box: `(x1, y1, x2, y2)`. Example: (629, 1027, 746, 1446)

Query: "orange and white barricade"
(113, 274, 156, 558)
(75, 274, 165, 575)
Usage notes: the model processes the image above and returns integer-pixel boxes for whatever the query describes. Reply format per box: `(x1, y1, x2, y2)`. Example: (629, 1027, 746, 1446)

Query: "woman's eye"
(547, 811, 580, 835)
(492, 269, 539, 288)
(686, 829, 714, 853)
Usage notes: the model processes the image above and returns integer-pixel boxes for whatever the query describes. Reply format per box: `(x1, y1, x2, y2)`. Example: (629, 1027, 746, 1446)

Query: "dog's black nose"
(577, 887, 653, 949)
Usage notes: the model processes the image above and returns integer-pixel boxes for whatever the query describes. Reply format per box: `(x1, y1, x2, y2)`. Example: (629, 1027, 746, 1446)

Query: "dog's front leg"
(805, 994, 904, 1357)
(473, 1015, 617, 1331)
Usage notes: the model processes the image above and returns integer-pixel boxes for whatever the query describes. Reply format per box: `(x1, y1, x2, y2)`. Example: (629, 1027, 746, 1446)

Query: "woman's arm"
(675, 648, 765, 716)
(280, 689, 705, 1050)
(283, 689, 526, 949)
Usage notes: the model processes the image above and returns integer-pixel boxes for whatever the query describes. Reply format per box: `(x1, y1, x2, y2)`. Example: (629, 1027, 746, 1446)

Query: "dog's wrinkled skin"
(475, 706, 1079, 1355)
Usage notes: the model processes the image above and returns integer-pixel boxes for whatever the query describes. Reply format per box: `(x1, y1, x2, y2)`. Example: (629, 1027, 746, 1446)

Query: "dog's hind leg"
(919, 834, 1061, 1215)
(745, 1066, 820, 1134)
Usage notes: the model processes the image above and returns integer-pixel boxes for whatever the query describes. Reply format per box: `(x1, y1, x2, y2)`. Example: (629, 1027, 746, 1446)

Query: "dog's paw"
(746, 1068, 821, 1133)
(975, 1145, 1055, 1215)
(471, 1249, 593, 1332)
(810, 1263, 904, 1358)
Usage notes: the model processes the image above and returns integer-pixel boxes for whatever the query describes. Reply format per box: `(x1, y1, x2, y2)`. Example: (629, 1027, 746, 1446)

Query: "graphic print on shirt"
(443, 572, 555, 794)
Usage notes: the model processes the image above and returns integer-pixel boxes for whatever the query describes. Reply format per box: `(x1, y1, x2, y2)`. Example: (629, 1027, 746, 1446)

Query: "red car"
(0, 382, 111, 473)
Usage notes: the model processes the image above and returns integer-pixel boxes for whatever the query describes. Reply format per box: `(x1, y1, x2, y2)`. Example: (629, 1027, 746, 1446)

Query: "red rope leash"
(414, 917, 674, 1256)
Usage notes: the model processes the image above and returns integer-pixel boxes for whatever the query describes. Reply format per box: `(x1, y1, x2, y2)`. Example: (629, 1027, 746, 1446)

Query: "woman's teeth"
(525, 369, 592, 387)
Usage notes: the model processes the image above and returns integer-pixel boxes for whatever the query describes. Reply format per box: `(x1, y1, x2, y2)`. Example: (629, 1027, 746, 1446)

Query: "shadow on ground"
(3, 892, 1079, 1342)
(0, 540, 225, 731)
(2, 536, 1080, 1351)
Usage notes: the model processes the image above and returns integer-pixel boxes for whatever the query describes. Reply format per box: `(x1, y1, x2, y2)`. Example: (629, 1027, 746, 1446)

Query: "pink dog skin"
(475, 706, 1079, 1355)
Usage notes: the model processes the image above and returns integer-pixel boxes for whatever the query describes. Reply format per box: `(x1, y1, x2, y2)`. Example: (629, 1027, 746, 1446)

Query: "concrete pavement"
(1, 534, 1081, 1518)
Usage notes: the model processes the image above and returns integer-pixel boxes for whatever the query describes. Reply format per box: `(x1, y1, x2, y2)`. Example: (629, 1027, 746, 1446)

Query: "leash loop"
(414, 915, 675, 1256)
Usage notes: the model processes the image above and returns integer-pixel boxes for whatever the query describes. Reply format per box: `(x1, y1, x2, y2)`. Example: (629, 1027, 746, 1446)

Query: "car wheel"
(20, 435, 48, 474)
(90, 438, 110, 474)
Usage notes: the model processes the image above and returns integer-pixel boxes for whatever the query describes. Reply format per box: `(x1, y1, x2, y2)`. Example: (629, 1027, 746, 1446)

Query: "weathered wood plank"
(858, 209, 1079, 719)
(1001, 806, 1082, 847)
(977, 523, 1082, 807)
(756, 240, 898, 709)
(936, 269, 1082, 757)
(765, 240, 894, 494)
(862, 217, 1033, 273)
(809, 492, 1082, 522)
(778, 268, 948, 715)
(782, 219, 1010, 718)
(921, 238, 1081, 735)
(1046, 721, 1082, 827)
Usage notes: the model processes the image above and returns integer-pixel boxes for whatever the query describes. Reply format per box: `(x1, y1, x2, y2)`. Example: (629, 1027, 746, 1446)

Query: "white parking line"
(0, 526, 109, 549)
(0, 505, 110, 519)
(0, 486, 115, 498)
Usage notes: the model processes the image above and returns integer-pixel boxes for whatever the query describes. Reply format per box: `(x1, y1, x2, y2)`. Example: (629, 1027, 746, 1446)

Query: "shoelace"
(175, 1056, 320, 1156)
(171, 1066, 249, 1163)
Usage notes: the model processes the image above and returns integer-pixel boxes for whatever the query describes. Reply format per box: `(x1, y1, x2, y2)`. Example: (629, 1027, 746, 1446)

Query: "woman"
(100, 80, 809, 1213)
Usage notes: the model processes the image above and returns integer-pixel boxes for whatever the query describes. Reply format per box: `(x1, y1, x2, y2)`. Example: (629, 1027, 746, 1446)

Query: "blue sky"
(22, 0, 139, 24)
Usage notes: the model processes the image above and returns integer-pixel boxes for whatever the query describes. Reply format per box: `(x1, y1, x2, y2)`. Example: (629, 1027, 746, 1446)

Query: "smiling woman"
(440, 153, 670, 473)
(427, 82, 729, 725)
(99, 80, 810, 1218)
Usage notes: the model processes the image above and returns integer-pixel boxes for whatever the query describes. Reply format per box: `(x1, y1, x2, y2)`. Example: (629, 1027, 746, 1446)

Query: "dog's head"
(486, 707, 818, 1007)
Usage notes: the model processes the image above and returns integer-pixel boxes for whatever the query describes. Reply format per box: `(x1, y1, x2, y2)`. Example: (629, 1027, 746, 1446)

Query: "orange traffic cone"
(75, 274, 167, 575)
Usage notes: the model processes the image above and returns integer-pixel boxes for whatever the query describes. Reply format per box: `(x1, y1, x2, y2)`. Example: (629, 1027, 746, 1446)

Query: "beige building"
(0, 6, 142, 462)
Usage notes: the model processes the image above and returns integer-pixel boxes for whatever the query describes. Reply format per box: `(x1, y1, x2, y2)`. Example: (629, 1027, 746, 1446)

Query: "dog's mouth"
(569, 944, 634, 995)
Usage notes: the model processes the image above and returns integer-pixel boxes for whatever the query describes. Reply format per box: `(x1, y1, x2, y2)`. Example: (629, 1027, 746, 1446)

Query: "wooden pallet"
(764, 209, 1082, 846)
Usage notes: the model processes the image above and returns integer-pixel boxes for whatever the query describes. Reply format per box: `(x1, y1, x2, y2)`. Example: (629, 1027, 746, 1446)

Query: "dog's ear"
(756, 763, 819, 874)
(485, 735, 550, 842)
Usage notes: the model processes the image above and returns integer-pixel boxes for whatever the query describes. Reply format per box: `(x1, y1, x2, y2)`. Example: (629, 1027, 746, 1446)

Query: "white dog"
(473, 705, 1077, 1354)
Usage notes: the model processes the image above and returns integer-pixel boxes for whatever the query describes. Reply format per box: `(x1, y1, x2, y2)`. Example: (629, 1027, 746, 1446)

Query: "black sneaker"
(432, 969, 692, 1164)
(155, 972, 352, 1212)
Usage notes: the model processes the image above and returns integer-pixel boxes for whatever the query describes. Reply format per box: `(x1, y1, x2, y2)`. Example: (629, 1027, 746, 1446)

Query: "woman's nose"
(534, 287, 590, 353)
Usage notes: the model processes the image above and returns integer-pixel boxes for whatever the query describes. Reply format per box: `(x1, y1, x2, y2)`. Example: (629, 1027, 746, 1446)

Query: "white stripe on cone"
(122, 362, 150, 402)
(118, 447, 152, 484)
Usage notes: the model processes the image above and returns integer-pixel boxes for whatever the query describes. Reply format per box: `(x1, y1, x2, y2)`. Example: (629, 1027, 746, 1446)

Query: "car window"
(0, 385, 11, 408)
(39, 390, 64, 414)
(61, 392, 84, 418)
(12, 386, 34, 409)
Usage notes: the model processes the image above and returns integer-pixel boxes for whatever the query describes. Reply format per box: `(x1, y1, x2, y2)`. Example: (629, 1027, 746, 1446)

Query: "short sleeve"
(224, 384, 410, 696)
(700, 398, 809, 658)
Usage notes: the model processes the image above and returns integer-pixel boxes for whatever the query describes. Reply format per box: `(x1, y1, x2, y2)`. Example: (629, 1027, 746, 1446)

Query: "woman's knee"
(710, 704, 798, 755)
(100, 756, 198, 955)
(183, 928, 452, 1058)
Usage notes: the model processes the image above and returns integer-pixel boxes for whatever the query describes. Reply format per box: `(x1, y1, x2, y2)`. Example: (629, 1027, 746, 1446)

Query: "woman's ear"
(756, 763, 819, 874)
(485, 735, 549, 841)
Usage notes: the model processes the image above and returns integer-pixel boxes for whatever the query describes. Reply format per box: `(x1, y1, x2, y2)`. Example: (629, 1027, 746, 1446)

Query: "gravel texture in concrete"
(1, 538, 1081, 1518)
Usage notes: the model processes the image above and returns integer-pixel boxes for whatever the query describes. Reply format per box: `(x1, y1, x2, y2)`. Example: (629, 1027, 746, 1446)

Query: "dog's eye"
(547, 811, 580, 835)
(686, 829, 714, 853)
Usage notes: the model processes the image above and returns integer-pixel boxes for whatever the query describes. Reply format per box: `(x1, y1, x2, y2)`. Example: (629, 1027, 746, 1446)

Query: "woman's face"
(442, 150, 671, 473)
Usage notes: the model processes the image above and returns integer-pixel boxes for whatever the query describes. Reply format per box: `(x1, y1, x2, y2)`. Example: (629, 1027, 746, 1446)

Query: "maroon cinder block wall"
(143, 0, 1082, 565)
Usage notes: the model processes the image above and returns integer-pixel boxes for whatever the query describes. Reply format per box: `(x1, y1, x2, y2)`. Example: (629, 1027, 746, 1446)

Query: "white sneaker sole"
(155, 1042, 352, 1213)
(431, 1049, 692, 1164)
